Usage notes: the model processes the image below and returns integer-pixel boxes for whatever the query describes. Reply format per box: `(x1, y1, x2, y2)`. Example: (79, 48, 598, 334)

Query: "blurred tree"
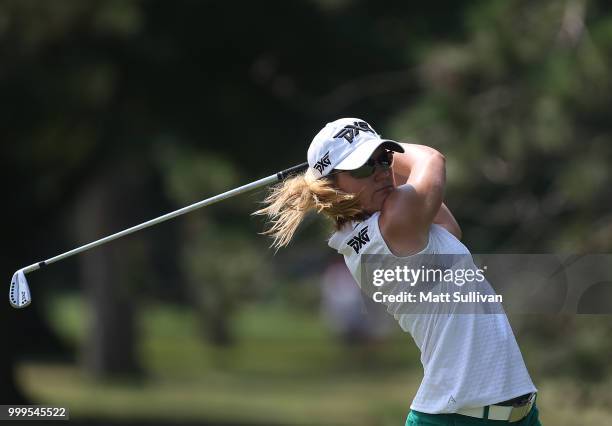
(156, 143, 272, 345)
(386, 0, 612, 253)
(0, 0, 148, 398)
(73, 159, 146, 378)
(183, 225, 271, 346)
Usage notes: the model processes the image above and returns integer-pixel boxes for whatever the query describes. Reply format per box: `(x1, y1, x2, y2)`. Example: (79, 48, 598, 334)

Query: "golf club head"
(9, 269, 31, 308)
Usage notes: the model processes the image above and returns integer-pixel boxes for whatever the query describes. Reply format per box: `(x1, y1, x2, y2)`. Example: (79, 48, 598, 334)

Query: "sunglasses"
(343, 150, 394, 179)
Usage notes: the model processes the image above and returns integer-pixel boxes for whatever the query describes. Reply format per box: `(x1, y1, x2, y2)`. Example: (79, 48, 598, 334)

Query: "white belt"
(456, 393, 536, 422)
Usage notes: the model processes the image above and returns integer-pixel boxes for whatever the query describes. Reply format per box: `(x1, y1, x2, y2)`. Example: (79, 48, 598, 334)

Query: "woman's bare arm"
(392, 143, 461, 240)
(379, 143, 446, 256)
(391, 143, 434, 185)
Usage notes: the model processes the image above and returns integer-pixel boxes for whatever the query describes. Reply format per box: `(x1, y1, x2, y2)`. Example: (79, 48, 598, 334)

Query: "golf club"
(9, 162, 309, 309)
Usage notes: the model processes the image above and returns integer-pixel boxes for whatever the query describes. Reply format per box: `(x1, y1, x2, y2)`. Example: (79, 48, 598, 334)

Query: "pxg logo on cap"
(307, 118, 403, 178)
(332, 120, 376, 144)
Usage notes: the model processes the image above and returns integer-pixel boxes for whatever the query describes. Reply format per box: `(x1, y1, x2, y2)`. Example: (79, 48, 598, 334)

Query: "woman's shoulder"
(328, 213, 469, 258)
(327, 213, 381, 254)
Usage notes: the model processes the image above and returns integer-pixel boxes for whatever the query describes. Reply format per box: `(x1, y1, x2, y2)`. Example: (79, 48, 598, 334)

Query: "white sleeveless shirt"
(328, 212, 536, 414)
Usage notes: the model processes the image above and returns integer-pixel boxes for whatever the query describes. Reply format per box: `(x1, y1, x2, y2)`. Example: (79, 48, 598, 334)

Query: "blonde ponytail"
(254, 169, 365, 249)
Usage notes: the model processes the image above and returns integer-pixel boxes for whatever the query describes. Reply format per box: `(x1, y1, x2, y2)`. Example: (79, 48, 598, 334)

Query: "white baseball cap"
(307, 118, 404, 178)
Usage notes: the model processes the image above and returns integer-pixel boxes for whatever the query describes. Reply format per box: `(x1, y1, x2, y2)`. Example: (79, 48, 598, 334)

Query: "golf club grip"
(276, 162, 309, 181)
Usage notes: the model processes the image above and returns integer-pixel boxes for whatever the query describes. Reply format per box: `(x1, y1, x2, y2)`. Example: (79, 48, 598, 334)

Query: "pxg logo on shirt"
(347, 226, 370, 254)
(333, 121, 375, 143)
(313, 151, 331, 174)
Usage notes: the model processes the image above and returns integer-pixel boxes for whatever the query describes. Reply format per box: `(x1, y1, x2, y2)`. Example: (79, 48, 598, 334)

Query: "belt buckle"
(508, 393, 535, 422)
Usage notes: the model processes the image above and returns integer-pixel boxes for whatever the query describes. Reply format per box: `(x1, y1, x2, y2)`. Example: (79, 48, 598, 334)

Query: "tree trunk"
(75, 166, 142, 378)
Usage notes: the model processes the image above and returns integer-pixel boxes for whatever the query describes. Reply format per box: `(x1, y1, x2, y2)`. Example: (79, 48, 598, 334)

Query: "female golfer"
(256, 118, 541, 425)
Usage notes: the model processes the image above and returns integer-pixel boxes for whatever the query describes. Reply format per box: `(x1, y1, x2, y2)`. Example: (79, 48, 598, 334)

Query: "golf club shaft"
(21, 162, 309, 275)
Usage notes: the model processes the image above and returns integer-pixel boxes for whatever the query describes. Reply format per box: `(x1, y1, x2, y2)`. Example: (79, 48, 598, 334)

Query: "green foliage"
(154, 140, 274, 345)
(5, 0, 612, 415)
(155, 141, 241, 203)
(388, 0, 612, 252)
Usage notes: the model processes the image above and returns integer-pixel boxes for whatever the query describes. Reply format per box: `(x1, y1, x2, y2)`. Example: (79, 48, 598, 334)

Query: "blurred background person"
(321, 257, 393, 346)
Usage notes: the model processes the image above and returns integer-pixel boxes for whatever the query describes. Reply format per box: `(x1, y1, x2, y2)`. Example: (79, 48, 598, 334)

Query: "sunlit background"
(2, 1, 612, 425)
